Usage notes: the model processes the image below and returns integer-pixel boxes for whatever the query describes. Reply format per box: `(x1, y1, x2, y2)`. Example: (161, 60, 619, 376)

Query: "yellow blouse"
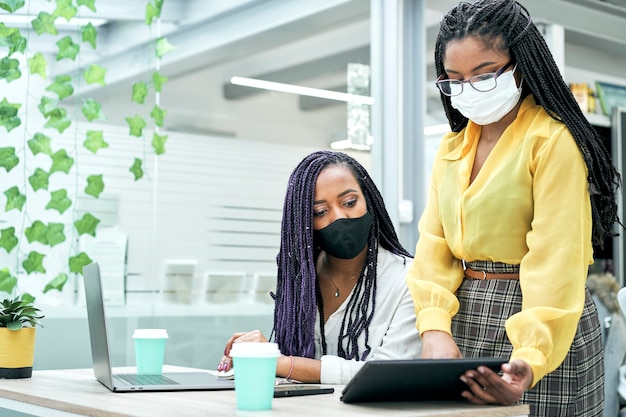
(406, 95, 593, 388)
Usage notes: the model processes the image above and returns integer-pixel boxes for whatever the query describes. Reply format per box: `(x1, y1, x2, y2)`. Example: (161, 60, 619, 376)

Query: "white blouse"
(315, 247, 422, 384)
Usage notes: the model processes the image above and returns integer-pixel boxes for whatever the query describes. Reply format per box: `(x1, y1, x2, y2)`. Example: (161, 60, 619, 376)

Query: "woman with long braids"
(406, 0, 620, 415)
(218, 150, 421, 384)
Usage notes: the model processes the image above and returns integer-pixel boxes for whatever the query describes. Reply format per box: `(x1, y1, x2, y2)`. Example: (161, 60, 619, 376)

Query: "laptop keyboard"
(114, 374, 180, 386)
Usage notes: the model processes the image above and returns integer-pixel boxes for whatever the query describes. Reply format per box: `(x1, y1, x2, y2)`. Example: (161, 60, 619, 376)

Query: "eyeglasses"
(435, 61, 514, 97)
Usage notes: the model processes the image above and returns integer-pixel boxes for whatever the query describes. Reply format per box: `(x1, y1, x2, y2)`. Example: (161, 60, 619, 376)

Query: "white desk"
(0, 367, 530, 417)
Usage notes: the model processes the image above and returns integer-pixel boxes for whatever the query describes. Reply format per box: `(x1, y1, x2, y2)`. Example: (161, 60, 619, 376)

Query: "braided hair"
(435, 0, 621, 247)
(272, 150, 411, 360)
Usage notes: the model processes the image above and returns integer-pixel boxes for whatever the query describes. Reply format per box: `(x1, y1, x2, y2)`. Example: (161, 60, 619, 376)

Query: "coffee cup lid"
(230, 342, 280, 358)
(132, 329, 168, 339)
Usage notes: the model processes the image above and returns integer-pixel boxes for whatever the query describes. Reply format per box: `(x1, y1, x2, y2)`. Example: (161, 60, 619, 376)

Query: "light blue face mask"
(451, 66, 523, 125)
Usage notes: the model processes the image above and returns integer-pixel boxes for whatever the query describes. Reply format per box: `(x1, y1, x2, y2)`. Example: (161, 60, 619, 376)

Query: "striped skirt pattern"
(453, 261, 604, 417)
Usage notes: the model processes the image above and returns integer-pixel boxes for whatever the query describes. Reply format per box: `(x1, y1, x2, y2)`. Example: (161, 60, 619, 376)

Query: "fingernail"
(460, 376, 467, 383)
(217, 364, 223, 371)
(224, 348, 228, 355)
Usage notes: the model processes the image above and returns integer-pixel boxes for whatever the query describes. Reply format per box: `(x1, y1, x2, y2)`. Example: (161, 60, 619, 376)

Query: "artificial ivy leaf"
(81, 98, 105, 122)
(25, 220, 48, 244)
(4, 186, 26, 211)
(130, 158, 143, 181)
(74, 213, 100, 236)
(46, 222, 65, 247)
(85, 174, 104, 197)
(0, 228, 18, 253)
(150, 105, 166, 127)
(44, 107, 71, 133)
(50, 149, 74, 174)
(28, 132, 53, 156)
(56, 35, 80, 61)
(53, 0, 77, 21)
(32, 12, 58, 36)
(0, 57, 21, 82)
(81, 22, 96, 49)
(46, 189, 72, 214)
(0, 147, 19, 172)
(152, 132, 168, 155)
(69, 252, 92, 274)
(27, 52, 47, 79)
(46, 75, 74, 100)
(131, 82, 148, 104)
(28, 168, 50, 191)
(0, 23, 27, 56)
(0, 267, 17, 293)
(77, 0, 96, 12)
(145, 0, 164, 24)
(0, 0, 25, 13)
(38, 96, 58, 117)
(43, 272, 68, 293)
(152, 71, 168, 92)
(21, 293, 35, 304)
(155, 37, 175, 58)
(125, 115, 146, 137)
(83, 64, 106, 85)
(83, 130, 108, 153)
(23, 251, 46, 274)
(0, 98, 21, 132)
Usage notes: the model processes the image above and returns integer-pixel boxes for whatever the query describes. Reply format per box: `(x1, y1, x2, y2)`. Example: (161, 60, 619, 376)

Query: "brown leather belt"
(464, 268, 520, 280)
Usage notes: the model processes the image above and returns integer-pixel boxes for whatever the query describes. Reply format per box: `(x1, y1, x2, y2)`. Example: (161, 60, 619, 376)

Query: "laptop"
(340, 357, 506, 403)
(82, 262, 235, 392)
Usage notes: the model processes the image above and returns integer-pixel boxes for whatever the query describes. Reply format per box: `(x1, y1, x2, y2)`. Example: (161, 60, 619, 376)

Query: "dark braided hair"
(435, 0, 621, 247)
(272, 150, 411, 360)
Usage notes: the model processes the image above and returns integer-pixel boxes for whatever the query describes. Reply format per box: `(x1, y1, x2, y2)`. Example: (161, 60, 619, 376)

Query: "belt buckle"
(481, 270, 487, 280)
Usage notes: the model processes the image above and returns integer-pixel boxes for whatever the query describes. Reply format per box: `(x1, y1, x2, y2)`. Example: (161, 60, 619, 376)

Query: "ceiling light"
(230, 76, 374, 106)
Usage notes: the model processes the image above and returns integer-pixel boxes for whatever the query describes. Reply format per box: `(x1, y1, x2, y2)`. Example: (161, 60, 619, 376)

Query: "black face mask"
(314, 212, 373, 259)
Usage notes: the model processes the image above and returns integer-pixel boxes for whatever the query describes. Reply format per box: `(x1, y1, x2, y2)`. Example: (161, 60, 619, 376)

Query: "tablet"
(340, 357, 506, 403)
(274, 384, 335, 397)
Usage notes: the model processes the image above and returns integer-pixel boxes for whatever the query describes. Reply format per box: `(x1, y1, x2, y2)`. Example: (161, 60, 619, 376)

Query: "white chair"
(203, 271, 248, 304)
(161, 260, 200, 304)
(251, 272, 277, 304)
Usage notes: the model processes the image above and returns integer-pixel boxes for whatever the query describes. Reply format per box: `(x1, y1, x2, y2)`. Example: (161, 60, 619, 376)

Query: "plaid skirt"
(454, 261, 604, 417)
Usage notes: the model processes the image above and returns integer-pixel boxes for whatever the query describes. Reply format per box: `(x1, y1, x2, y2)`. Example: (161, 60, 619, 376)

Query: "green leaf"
(83, 64, 106, 85)
(0, 267, 17, 293)
(0, 0, 25, 13)
(28, 132, 53, 156)
(74, 213, 100, 236)
(53, 0, 77, 21)
(125, 115, 146, 137)
(25, 220, 48, 244)
(152, 71, 168, 92)
(32, 12, 58, 36)
(28, 52, 47, 79)
(152, 132, 168, 155)
(69, 252, 92, 274)
(44, 273, 68, 293)
(4, 186, 26, 211)
(28, 168, 50, 192)
(155, 37, 175, 58)
(83, 130, 108, 153)
(0, 147, 19, 172)
(23, 251, 46, 274)
(131, 81, 148, 104)
(46, 222, 65, 247)
(0, 23, 27, 56)
(0, 57, 21, 83)
(38, 96, 58, 118)
(81, 98, 105, 121)
(21, 293, 36, 305)
(0, 98, 21, 132)
(50, 149, 74, 174)
(77, 0, 96, 12)
(145, 0, 163, 25)
(46, 189, 72, 214)
(56, 35, 80, 61)
(85, 174, 104, 197)
(130, 158, 143, 181)
(44, 107, 71, 133)
(46, 75, 74, 100)
(81, 22, 97, 49)
(0, 228, 18, 254)
(150, 105, 166, 127)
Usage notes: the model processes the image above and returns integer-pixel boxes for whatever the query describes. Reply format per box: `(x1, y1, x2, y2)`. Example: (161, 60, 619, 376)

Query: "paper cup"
(230, 342, 280, 410)
(132, 329, 168, 374)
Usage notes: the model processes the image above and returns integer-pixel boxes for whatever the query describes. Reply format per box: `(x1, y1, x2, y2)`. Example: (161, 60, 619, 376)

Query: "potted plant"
(0, 293, 44, 379)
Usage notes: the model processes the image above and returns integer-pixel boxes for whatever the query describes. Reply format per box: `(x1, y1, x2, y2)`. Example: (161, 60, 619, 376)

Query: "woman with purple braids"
(217, 150, 421, 384)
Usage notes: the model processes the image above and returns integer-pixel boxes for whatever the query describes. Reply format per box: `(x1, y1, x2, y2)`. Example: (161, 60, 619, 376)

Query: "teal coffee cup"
(230, 342, 281, 410)
(132, 329, 168, 374)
